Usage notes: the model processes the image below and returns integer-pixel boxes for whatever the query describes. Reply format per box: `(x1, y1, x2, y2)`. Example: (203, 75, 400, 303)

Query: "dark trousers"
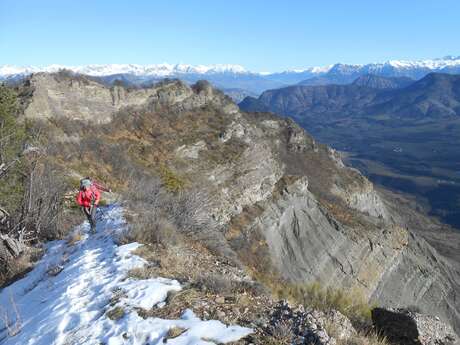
(82, 206, 97, 231)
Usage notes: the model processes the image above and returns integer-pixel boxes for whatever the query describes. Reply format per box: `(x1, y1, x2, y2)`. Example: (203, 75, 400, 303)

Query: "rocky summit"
(13, 72, 460, 337)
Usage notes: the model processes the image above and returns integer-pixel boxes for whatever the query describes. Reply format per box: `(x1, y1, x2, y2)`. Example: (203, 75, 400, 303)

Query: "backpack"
(80, 177, 111, 192)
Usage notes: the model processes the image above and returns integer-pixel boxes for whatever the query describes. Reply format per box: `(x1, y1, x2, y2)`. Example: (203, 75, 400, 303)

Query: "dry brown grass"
(106, 306, 125, 321)
(321, 309, 389, 345)
(126, 266, 156, 281)
(267, 320, 293, 345)
(165, 326, 187, 340)
(276, 282, 374, 325)
(66, 232, 83, 246)
(130, 244, 157, 262)
(126, 214, 181, 248)
(344, 332, 389, 345)
(159, 164, 186, 192)
(329, 326, 388, 345)
(0, 248, 43, 288)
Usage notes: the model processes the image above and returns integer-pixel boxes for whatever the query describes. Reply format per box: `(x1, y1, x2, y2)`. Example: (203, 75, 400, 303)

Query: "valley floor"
(0, 206, 252, 345)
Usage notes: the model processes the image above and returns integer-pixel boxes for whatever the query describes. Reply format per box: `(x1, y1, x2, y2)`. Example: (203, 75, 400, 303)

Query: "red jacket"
(76, 186, 100, 208)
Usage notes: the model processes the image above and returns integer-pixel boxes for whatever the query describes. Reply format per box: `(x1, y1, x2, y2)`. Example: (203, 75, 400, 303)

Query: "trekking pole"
(97, 206, 106, 220)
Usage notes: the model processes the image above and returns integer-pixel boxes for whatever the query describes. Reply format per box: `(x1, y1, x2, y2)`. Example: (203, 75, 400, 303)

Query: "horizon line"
(1, 54, 460, 76)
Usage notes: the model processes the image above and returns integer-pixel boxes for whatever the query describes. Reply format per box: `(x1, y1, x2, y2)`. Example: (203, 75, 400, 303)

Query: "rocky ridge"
(17, 72, 460, 334)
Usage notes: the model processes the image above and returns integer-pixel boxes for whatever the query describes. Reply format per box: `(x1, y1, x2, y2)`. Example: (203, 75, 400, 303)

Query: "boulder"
(323, 309, 356, 340)
(372, 308, 457, 345)
(265, 301, 357, 345)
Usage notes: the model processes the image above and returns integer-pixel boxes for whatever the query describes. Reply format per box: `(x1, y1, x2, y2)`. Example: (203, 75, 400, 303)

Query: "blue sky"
(1, 0, 459, 72)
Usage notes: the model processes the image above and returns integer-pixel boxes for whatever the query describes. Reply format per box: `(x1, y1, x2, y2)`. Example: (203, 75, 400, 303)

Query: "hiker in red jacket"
(76, 178, 100, 232)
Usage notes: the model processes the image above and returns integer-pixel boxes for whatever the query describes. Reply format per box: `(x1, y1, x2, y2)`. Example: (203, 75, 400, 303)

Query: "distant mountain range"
(2, 56, 460, 94)
(240, 73, 460, 120)
(296, 57, 460, 86)
(239, 72, 460, 229)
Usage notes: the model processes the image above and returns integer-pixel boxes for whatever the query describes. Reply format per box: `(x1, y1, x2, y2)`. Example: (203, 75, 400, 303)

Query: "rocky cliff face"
(23, 72, 157, 123)
(23, 73, 238, 124)
(20, 73, 460, 333)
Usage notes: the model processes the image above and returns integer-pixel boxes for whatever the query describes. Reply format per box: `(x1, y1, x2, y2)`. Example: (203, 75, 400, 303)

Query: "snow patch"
(0, 205, 252, 345)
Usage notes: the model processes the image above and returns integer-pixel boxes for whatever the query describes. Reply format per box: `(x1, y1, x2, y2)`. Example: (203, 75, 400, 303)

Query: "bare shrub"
(121, 171, 235, 260)
(122, 174, 181, 247)
(166, 188, 218, 235)
(18, 157, 67, 242)
(165, 187, 238, 260)
(0, 144, 67, 283)
(127, 213, 180, 247)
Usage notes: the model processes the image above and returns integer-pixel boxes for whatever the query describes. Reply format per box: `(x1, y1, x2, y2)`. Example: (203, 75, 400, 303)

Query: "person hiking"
(76, 178, 100, 232)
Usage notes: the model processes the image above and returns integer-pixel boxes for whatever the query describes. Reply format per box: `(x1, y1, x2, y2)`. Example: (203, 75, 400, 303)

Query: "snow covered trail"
(0, 206, 252, 345)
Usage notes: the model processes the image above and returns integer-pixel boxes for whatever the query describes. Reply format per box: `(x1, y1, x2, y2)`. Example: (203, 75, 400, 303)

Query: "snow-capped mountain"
(291, 56, 460, 86)
(0, 63, 278, 93)
(0, 63, 250, 78)
(1, 56, 460, 93)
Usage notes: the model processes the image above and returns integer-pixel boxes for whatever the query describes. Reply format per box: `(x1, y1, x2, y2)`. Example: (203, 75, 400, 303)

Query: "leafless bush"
(123, 173, 214, 239)
(0, 89, 69, 288)
(122, 172, 236, 260)
(122, 174, 180, 246)
(13, 156, 66, 242)
(127, 213, 180, 247)
(124, 173, 164, 206)
(164, 187, 235, 258)
(166, 189, 219, 236)
(0, 152, 66, 283)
